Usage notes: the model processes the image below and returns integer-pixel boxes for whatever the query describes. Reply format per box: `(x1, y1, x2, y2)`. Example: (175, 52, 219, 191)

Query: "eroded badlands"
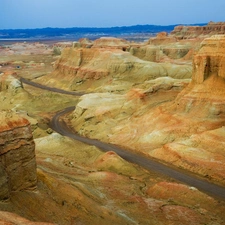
(0, 22, 225, 224)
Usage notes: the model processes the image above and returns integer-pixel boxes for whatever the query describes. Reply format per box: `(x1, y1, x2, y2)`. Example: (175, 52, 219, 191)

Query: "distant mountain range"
(0, 24, 207, 42)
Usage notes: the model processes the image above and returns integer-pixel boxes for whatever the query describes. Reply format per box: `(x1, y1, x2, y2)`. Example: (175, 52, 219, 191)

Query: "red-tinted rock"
(0, 111, 37, 200)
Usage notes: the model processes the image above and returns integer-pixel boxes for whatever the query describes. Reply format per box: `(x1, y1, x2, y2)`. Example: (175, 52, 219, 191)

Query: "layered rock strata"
(39, 46, 191, 92)
(148, 32, 177, 45)
(70, 35, 225, 185)
(171, 22, 225, 39)
(131, 22, 225, 63)
(130, 31, 198, 62)
(192, 35, 225, 83)
(92, 37, 130, 50)
(0, 211, 53, 225)
(73, 38, 93, 48)
(0, 111, 37, 200)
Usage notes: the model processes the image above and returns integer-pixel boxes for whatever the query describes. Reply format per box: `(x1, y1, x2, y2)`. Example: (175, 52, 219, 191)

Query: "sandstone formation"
(37, 44, 192, 92)
(148, 32, 177, 45)
(129, 42, 194, 63)
(129, 32, 200, 63)
(70, 35, 225, 185)
(73, 38, 93, 48)
(171, 21, 225, 39)
(149, 35, 225, 182)
(0, 110, 37, 200)
(0, 73, 33, 112)
(130, 22, 225, 63)
(92, 37, 130, 50)
(192, 35, 225, 83)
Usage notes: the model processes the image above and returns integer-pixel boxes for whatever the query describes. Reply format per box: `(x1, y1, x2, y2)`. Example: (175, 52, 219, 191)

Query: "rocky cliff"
(0, 111, 37, 200)
(129, 31, 200, 63)
(171, 22, 225, 39)
(130, 22, 225, 63)
(192, 35, 225, 83)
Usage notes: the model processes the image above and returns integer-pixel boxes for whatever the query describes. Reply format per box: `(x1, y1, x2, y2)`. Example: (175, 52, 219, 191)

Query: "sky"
(1, 0, 225, 29)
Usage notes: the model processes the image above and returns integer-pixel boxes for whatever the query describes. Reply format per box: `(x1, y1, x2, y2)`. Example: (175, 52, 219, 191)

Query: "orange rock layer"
(0, 111, 37, 200)
(0, 112, 29, 133)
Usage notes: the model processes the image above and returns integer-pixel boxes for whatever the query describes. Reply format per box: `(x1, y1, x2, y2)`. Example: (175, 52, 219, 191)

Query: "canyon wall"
(0, 111, 37, 200)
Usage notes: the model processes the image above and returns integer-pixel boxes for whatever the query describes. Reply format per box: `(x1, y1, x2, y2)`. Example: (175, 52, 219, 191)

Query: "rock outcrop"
(174, 35, 225, 119)
(0, 111, 37, 200)
(130, 42, 193, 62)
(148, 32, 177, 45)
(130, 22, 225, 63)
(130, 31, 199, 62)
(38, 45, 192, 92)
(192, 35, 225, 83)
(171, 22, 225, 39)
(73, 38, 93, 48)
(92, 37, 130, 50)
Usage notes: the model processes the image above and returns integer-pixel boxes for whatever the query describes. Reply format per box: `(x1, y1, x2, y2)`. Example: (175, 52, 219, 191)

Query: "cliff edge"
(0, 111, 37, 200)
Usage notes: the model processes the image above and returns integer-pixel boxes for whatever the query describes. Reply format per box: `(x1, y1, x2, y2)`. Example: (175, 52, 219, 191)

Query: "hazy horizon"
(0, 23, 208, 31)
(1, 0, 225, 30)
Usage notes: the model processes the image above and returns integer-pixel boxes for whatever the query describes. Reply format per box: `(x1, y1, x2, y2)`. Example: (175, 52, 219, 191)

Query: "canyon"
(0, 22, 225, 224)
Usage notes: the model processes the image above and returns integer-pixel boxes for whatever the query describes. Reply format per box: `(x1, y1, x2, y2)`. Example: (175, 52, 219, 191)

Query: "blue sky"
(1, 0, 225, 29)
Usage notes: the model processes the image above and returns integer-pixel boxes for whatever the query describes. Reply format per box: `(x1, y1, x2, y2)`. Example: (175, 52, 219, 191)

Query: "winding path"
(21, 77, 225, 200)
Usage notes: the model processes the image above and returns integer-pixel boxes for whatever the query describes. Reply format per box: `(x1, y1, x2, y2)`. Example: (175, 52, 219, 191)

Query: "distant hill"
(0, 24, 207, 42)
